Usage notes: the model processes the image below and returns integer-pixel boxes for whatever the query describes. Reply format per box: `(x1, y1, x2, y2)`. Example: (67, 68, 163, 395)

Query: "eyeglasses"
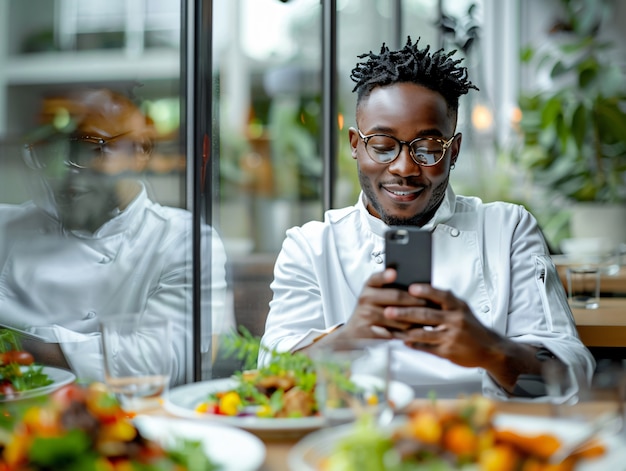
(23, 132, 148, 171)
(357, 128, 457, 166)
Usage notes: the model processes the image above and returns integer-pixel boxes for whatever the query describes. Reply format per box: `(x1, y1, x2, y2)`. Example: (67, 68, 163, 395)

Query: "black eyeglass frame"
(23, 131, 151, 170)
(356, 128, 458, 167)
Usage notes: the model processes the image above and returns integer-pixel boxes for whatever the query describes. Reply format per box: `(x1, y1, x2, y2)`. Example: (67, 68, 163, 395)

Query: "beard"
(358, 167, 449, 227)
(50, 173, 121, 232)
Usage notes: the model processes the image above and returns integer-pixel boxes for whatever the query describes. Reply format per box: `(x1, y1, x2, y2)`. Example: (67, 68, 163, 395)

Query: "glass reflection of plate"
(1, 366, 76, 402)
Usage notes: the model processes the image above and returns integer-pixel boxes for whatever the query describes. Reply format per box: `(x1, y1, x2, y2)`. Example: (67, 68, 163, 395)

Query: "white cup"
(101, 314, 172, 413)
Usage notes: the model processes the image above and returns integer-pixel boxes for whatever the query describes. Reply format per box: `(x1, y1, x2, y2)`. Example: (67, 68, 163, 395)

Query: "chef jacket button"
(450, 228, 460, 237)
(372, 251, 384, 264)
(481, 305, 490, 313)
(99, 256, 111, 264)
(84, 311, 96, 319)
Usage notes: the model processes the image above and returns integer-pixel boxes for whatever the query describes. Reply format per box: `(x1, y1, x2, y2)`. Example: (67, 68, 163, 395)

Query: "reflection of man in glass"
(23, 92, 156, 233)
(0, 88, 229, 385)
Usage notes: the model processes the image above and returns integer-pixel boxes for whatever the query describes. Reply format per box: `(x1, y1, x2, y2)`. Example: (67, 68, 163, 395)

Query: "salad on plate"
(0, 329, 53, 401)
(294, 395, 608, 471)
(196, 329, 319, 418)
(0, 382, 219, 470)
(194, 329, 389, 420)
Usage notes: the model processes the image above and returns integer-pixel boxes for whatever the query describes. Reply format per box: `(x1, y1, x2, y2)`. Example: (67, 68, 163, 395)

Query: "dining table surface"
(572, 297, 626, 347)
(143, 396, 622, 471)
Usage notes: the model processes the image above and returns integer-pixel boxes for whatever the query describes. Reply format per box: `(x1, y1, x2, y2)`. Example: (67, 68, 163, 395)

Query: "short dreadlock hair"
(350, 37, 478, 113)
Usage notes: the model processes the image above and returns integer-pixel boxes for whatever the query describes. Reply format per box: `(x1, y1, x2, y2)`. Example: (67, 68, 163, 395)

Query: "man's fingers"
(393, 326, 444, 343)
(384, 305, 445, 326)
(366, 268, 397, 288)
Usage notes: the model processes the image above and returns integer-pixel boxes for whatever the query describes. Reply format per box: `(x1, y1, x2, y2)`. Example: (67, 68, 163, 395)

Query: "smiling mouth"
(383, 186, 425, 200)
(55, 188, 90, 204)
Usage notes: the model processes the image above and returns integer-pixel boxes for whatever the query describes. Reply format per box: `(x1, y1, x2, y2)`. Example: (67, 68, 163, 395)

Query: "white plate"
(134, 416, 265, 471)
(164, 376, 414, 431)
(1, 366, 76, 402)
(289, 413, 626, 471)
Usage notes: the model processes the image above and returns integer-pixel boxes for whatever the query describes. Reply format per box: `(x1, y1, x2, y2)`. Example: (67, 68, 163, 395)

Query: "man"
(0, 88, 230, 385)
(260, 38, 594, 399)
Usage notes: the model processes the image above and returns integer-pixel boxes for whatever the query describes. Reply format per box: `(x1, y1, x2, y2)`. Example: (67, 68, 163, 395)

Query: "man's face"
(49, 165, 121, 232)
(35, 134, 146, 232)
(349, 82, 461, 227)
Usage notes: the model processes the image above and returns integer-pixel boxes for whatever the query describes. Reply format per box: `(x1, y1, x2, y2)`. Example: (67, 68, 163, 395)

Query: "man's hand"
(384, 283, 544, 393)
(303, 269, 425, 351)
(341, 268, 430, 339)
(306, 270, 544, 394)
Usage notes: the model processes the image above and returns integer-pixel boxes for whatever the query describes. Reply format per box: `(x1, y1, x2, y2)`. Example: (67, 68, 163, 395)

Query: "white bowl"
(560, 237, 611, 258)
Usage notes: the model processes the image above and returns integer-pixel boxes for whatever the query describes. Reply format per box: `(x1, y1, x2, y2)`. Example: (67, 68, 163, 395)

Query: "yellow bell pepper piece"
(219, 391, 242, 416)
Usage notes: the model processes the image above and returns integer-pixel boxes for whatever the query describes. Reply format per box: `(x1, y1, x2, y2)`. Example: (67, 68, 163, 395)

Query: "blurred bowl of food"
(560, 237, 611, 263)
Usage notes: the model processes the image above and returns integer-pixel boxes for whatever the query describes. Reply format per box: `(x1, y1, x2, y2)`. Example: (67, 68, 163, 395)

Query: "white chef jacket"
(260, 187, 595, 399)
(0, 184, 231, 385)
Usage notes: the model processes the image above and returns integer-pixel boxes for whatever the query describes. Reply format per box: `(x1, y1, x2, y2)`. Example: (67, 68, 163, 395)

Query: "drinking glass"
(542, 359, 588, 419)
(543, 359, 625, 430)
(566, 266, 600, 309)
(312, 339, 391, 427)
(101, 314, 171, 413)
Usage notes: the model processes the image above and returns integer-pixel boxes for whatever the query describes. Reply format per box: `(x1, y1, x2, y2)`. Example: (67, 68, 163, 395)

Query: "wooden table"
(572, 298, 626, 347)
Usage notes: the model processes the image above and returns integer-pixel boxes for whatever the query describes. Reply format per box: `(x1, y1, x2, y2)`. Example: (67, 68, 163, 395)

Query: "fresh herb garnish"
(0, 330, 21, 353)
(202, 328, 360, 418)
(10, 364, 53, 391)
(222, 326, 317, 391)
(0, 328, 53, 398)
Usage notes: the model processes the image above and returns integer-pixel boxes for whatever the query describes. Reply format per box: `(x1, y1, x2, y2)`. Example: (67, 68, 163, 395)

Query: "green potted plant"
(516, 0, 626, 250)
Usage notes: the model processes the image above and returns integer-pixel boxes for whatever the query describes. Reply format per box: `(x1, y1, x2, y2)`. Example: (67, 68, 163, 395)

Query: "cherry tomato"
(0, 350, 34, 366)
(195, 402, 221, 415)
(51, 384, 86, 408)
(0, 379, 17, 399)
(86, 384, 123, 423)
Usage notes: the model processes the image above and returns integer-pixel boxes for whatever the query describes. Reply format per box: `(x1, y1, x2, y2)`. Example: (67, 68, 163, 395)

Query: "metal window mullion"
(321, 0, 337, 212)
(186, 0, 213, 383)
(56, 0, 78, 51)
(392, 0, 402, 49)
(126, 0, 145, 56)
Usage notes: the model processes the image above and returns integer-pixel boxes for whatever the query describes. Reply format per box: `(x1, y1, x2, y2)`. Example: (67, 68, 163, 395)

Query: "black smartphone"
(384, 227, 432, 290)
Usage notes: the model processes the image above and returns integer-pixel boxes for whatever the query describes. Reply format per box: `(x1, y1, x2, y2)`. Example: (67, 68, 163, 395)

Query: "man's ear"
(131, 138, 152, 172)
(348, 127, 359, 159)
(450, 132, 462, 167)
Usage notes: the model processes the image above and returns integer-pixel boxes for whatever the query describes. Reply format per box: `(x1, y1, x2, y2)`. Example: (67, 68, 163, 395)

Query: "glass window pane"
(211, 0, 442, 377)
(0, 0, 224, 391)
(211, 0, 323, 376)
